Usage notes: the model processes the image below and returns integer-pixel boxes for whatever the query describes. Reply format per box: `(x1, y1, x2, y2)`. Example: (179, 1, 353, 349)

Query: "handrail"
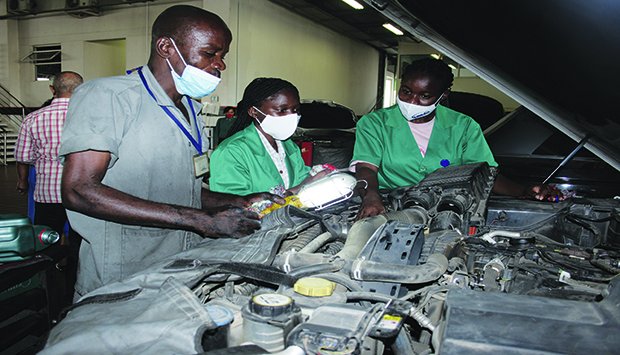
(0, 83, 27, 108)
(0, 127, 6, 166)
(0, 82, 28, 165)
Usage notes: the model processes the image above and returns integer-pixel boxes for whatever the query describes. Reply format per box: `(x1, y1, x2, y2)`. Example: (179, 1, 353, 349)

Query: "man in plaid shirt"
(15, 71, 83, 303)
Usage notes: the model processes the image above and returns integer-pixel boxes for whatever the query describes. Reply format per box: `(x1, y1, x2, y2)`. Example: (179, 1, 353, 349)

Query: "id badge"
(193, 153, 209, 178)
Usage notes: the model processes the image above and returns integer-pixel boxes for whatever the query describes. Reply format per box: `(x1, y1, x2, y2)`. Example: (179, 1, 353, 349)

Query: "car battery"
(0, 214, 60, 263)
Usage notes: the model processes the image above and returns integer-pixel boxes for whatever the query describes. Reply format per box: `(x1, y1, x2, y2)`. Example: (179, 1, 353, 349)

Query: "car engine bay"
(42, 163, 620, 355)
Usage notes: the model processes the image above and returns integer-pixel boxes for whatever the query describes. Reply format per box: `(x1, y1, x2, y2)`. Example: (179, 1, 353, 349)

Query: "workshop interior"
(1, 1, 619, 354)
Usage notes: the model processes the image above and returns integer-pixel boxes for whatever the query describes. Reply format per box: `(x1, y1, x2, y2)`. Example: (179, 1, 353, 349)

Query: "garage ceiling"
(266, 0, 417, 54)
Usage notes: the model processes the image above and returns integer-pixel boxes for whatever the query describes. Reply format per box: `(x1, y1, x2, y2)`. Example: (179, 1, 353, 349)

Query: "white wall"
(0, 17, 20, 98)
(84, 39, 127, 79)
(234, 0, 379, 114)
(0, 0, 380, 115)
(12, 1, 199, 106)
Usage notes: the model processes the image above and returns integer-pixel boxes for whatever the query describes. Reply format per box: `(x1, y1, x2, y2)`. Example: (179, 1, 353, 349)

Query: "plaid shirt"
(14, 98, 70, 203)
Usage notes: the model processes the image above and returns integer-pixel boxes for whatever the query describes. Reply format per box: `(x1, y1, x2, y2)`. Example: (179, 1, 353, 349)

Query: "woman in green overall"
(352, 58, 564, 218)
(209, 78, 327, 197)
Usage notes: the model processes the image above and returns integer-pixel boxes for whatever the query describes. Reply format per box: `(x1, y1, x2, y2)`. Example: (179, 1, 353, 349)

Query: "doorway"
(83, 39, 126, 80)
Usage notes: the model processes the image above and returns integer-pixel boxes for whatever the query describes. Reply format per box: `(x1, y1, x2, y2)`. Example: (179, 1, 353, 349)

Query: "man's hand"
(197, 207, 261, 238)
(16, 180, 28, 195)
(356, 191, 385, 220)
(16, 162, 30, 195)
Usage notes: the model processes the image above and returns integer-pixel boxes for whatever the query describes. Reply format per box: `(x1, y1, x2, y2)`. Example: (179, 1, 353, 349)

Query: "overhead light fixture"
(382, 23, 403, 35)
(342, 0, 364, 10)
(448, 64, 457, 70)
(430, 53, 441, 59)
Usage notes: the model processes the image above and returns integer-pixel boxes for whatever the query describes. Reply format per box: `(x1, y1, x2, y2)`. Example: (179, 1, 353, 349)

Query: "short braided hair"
(225, 78, 299, 139)
(402, 58, 454, 92)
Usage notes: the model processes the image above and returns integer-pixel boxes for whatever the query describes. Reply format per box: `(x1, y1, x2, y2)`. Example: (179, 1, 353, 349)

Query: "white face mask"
(397, 94, 444, 121)
(166, 38, 221, 98)
(254, 107, 300, 141)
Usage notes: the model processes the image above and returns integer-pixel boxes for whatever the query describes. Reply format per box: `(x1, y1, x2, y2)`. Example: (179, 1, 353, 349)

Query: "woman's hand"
(493, 175, 566, 202)
(357, 190, 385, 219)
(525, 184, 566, 202)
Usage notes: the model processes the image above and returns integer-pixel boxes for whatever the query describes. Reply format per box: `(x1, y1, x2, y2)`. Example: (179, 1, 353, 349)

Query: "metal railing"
(0, 126, 6, 165)
(0, 83, 28, 165)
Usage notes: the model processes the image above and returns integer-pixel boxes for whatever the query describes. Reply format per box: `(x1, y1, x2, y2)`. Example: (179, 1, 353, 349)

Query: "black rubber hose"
(348, 254, 449, 284)
(288, 259, 345, 279)
(345, 291, 393, 303)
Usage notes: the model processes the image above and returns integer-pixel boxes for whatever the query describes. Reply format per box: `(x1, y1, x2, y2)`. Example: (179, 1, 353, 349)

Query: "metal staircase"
(0, 83, 29, 165)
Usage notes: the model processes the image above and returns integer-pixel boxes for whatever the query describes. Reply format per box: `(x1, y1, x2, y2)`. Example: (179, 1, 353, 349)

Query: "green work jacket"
(209, 124, 310, 195)
(352, 104, 497, 189)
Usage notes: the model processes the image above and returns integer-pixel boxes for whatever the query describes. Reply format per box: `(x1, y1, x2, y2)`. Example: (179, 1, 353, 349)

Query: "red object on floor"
(298, 141, 314, 166)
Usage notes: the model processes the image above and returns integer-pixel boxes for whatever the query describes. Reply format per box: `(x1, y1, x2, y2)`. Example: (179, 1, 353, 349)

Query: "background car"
(292, 99, 358, 169)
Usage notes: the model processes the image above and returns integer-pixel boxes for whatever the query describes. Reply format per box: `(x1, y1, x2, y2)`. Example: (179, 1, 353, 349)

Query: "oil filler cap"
(249, 293, 294, 317)
(294, 277, 335, 297)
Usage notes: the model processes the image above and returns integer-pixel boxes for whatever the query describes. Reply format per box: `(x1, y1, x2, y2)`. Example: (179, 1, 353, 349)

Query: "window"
(21, 44, 62, 81)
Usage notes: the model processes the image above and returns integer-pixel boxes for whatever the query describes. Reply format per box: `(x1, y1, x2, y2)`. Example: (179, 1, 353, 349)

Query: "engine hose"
(298, 231, 334, 253)
(287, 258, 345, 278)
(280, 223, 322, 252)
(479, 230, 521, 244)
(590, 259, 620, 274)
(273, 252, 337, 270)
(336, 209, 428, 260)
(348, 253, 448, 284)
(410, 307, 435, 332)
(345, 291, 393, 303)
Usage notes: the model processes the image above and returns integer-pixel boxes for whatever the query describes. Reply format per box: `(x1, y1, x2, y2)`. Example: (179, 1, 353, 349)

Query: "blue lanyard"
(136, 67, 202, 154)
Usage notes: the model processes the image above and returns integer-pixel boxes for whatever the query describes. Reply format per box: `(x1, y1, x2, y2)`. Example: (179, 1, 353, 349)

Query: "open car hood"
(368, 0, 620, 171)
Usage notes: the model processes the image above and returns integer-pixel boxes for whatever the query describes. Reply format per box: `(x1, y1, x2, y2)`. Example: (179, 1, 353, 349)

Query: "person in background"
(15, 71, 83, 231)
(14, 70, 84, 304)
(210, 78, 329, 197)
(212, 106, 236, 147)
(59, 5, 280, 299)
(352, 58, 563, 219)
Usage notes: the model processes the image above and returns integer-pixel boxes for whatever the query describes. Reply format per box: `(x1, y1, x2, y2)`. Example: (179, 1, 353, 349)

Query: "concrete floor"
(0, 163, 29, 216)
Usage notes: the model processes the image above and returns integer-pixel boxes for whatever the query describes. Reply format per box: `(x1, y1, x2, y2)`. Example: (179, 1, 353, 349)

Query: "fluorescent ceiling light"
(382, 23, 404, 36)
(448, 64, 458, 70)
(430, 53, 441, 59)
(341, 0, 364, 10)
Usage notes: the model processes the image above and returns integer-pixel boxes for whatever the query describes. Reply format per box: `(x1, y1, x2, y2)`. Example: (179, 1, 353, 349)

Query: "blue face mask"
(166, 38, 221, 98)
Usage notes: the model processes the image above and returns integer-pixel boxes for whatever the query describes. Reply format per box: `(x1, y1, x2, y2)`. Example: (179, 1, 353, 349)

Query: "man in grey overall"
(60, 5, 280, 299)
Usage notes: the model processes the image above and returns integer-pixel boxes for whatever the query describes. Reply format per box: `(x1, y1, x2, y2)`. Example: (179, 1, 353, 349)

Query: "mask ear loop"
(168, 37, 188, 67)
(251, 106, 267, 123)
